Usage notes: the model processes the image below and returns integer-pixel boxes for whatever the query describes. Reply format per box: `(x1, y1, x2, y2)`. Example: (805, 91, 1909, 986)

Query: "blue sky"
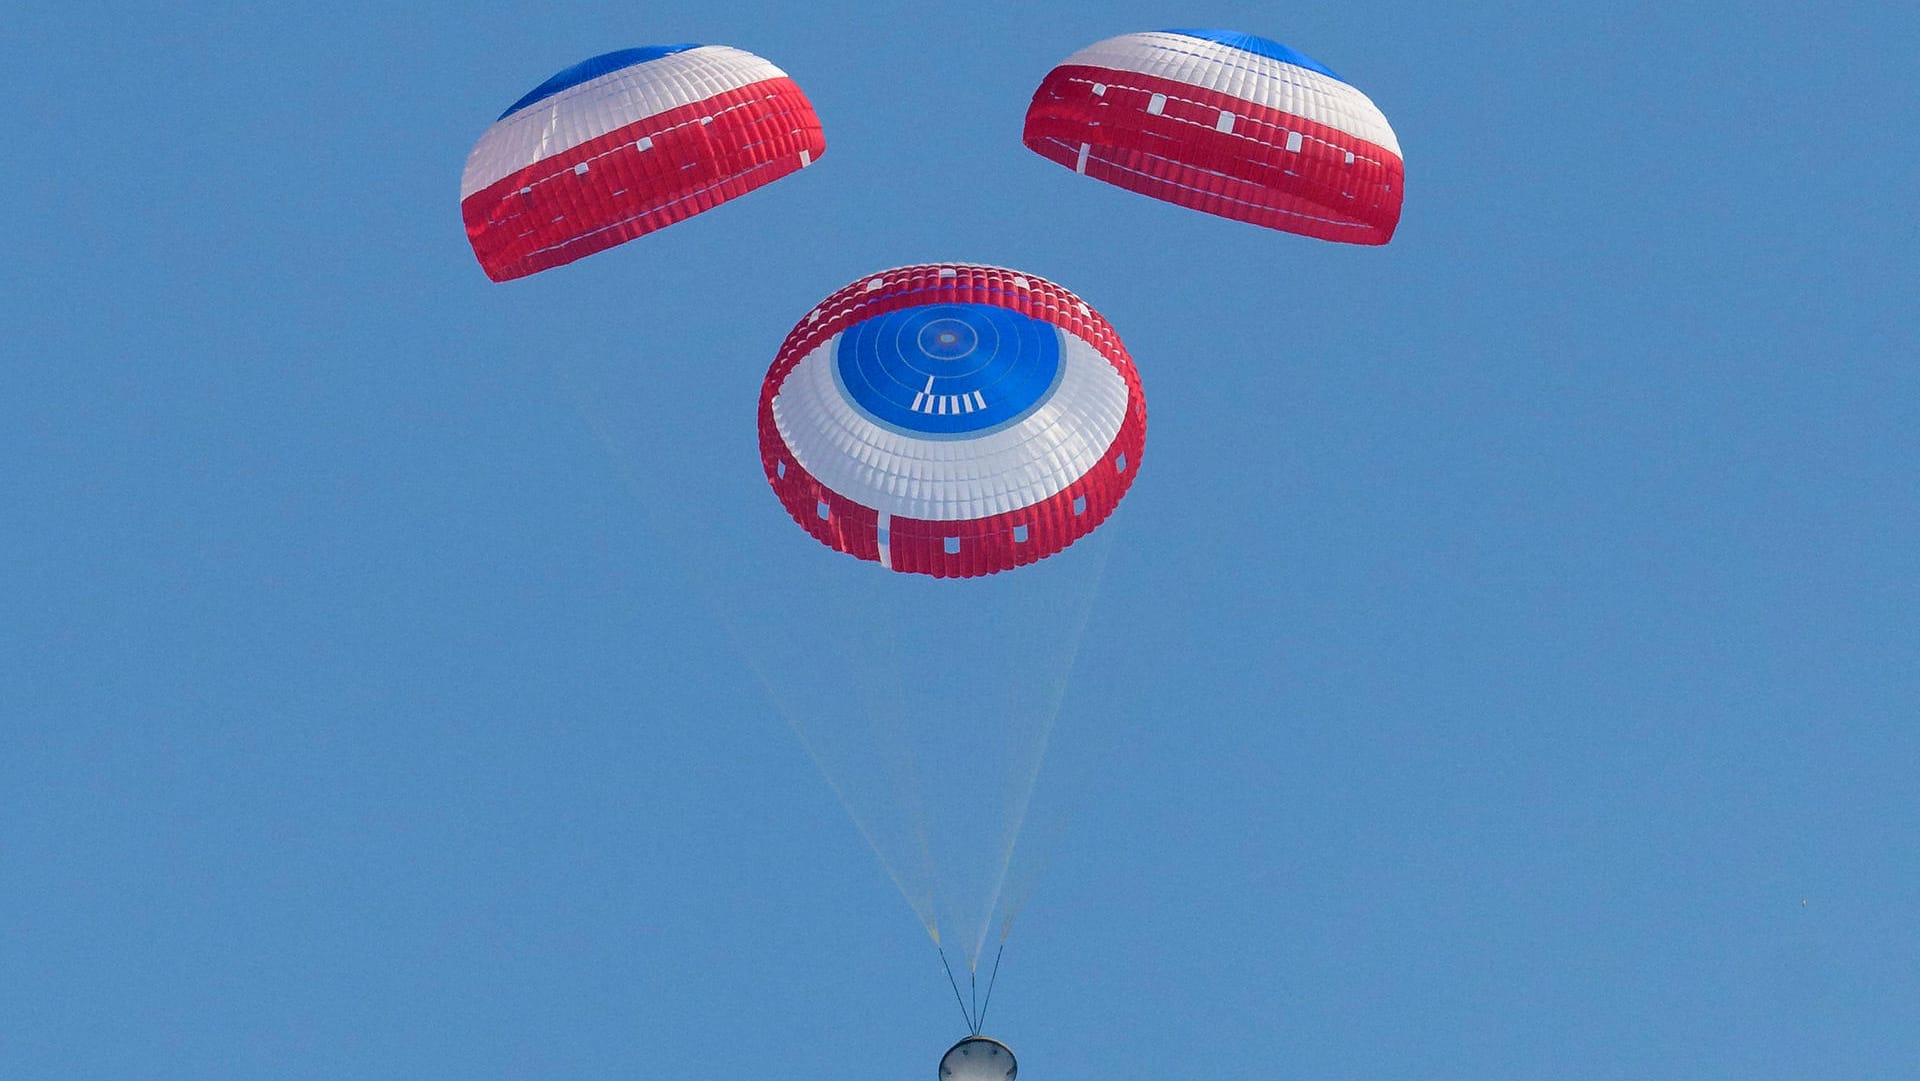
(4, 2, 1917, 1078)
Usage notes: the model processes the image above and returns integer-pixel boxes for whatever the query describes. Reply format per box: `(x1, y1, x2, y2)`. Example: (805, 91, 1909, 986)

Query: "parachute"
(759, 264, 1147, 577)
(745, 264, 1144, 1032)
(462, 45, 825, 281)
(1023, 30, 1403, 244)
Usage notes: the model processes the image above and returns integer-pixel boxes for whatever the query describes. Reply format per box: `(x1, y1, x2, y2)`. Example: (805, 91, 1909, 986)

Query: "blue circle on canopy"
(835, 303, 1063, 437)
(1162, 29, 1343, 82)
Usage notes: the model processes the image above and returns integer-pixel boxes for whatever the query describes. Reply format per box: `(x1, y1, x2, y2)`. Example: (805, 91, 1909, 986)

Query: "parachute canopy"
(1023, 29, 1403, 244)
(760, 264, 1146, 578)
(462, 45, 825, 281)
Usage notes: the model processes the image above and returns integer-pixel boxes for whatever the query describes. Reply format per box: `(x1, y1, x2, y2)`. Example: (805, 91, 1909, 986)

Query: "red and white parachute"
(759, 265, 1146, 578)
(1023, 30, 1403, 244)
(462, 45, 825, 281)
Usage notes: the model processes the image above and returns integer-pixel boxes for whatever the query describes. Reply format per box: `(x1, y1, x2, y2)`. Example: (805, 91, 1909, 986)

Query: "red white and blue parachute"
(462, 45, 825, 281)
(760, 265, 1146, 578)
(1023, 30, 1403, 244)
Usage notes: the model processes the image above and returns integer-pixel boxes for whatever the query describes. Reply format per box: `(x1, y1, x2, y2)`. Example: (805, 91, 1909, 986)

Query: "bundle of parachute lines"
(463, 29, 1401, 581)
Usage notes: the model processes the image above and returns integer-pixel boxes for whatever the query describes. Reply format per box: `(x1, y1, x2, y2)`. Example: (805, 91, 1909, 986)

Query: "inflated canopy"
(462, 44, 825, 281)
(1023, 29, 1403, 243)
(760, 264, 1146, 578)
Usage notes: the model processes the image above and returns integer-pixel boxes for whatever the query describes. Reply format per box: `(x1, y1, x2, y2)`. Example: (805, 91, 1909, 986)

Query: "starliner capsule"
(759, 264, 1147, 578)
(939, 1036, 1016, 1081)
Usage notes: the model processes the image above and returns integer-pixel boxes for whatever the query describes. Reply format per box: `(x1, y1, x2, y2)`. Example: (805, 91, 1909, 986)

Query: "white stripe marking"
(1075, 143, 1090, 173)
(463, 46, 790, 198)
(1216, 111, 1235, 134)
(1051, 32, 1401, 156)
